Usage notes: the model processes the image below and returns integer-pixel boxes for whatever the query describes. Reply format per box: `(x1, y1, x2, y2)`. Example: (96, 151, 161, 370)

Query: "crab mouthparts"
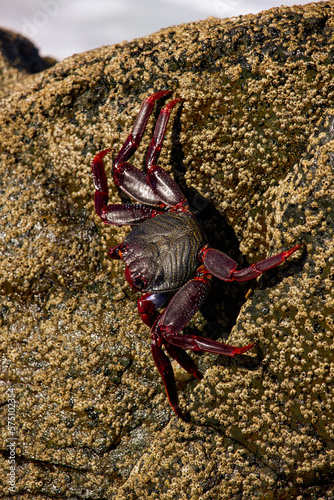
(124, 266, 146, 291)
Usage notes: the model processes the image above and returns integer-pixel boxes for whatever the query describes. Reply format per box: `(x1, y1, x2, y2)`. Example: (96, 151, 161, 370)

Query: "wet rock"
(1, 2, 334, 498)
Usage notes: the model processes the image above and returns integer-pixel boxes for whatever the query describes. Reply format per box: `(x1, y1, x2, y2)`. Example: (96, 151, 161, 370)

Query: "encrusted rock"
(1, 2, 334, 498)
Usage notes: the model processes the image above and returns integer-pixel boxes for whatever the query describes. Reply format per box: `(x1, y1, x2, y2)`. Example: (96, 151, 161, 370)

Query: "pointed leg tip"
(285, 243, 302, 258)
(92, 148, 111, 164)
(166, 97, 182, 107)
(173, 407, 190, 421)
(149, 90, 171, 102)
(236, 343, 255, 355)
(194, 370, 204, 381)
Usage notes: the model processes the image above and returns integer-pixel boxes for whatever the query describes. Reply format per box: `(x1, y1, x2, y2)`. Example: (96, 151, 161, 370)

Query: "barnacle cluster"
(1, 2, 334, 498)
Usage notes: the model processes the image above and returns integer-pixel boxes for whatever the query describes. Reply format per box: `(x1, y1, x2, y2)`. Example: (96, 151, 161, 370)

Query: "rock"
(0, 28, 56, 97)
(1, 2, 334, 498)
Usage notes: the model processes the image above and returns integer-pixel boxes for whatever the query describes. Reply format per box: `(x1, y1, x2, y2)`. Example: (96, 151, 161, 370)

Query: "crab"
(91, 90, 301, 420)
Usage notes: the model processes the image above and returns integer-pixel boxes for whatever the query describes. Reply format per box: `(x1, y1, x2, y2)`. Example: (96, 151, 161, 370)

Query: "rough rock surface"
(0, 28, 55, 98)
(1, 2, 334, 499)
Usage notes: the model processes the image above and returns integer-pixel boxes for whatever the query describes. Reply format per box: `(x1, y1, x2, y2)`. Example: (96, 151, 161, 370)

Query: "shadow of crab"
(182, 200, 245, 332)
(177, 191, 304, 373)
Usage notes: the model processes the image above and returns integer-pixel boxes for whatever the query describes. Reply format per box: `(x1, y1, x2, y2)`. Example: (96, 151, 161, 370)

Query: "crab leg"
(151, 332, 185, 419)
(149, 267, 210, 418)
(92, 92, 172, 209)
(153, 265, 212, 334)
(114, 93, 185, 207)
(112, 91, 173, 205)
(92, 150, 164, 224)
(164, 333, 254, 356)
(201, 244, 301, 282)
(93, 91, 185, 208)
(138, 292, 169, 326)
(151, 266, 253, 417)
(146, 98, 181, 168)
(92, 148, 162, 208)
(101, 202, 163, 226)
(153, 265, 253, 355)
(151, 331, 203, 420)
(163, 342, 203, 380)
(146, 99, 186, 207)
(114, 90, 171, 168)
(114, 162, 164, 205)
(92, 148, 111, 216)
(147, 164, 186, 207)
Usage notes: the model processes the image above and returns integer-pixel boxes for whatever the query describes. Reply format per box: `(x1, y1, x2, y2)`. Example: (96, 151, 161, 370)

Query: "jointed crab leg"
(92, 91, 171, 212)
(151, 329, 204, 420)
(113, 93, 185, 207)
(92, 147, 162, 209)
(150, 266, 253, 418)
(153, 265, 253, 356)
(163, 342, 203, 380)
(153, 266, 212, 336)
(147, 163, 186, 207)
(92, 152, 164, 224)
(114, 90, 171, 169)
(151, 331, 184, 419)
(113, 161, 163, 206)
(163, 333, 254, 356)
(138, 292, 170, 327)
(91, 148, 111, 217)
(112, 90, 175, 205)
(146, 98, 186, 207)
(146, 98, 182, 168)
(202, 244, 301, 282)
(93, 90, 185, 208)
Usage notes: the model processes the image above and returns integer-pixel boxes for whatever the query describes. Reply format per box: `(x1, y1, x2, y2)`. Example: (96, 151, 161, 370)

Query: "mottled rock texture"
(1, 2, 334, 499)
(0, 28, 55, 98)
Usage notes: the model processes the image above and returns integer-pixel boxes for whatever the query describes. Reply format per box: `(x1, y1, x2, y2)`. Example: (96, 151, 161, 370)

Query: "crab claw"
(138, 292, 169, 327)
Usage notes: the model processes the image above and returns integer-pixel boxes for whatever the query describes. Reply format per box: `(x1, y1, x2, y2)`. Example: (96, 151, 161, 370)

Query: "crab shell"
(122, 211, 207, 293)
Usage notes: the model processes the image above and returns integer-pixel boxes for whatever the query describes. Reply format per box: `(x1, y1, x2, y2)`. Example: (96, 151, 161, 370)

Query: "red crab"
(91, 90, 300, 419)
